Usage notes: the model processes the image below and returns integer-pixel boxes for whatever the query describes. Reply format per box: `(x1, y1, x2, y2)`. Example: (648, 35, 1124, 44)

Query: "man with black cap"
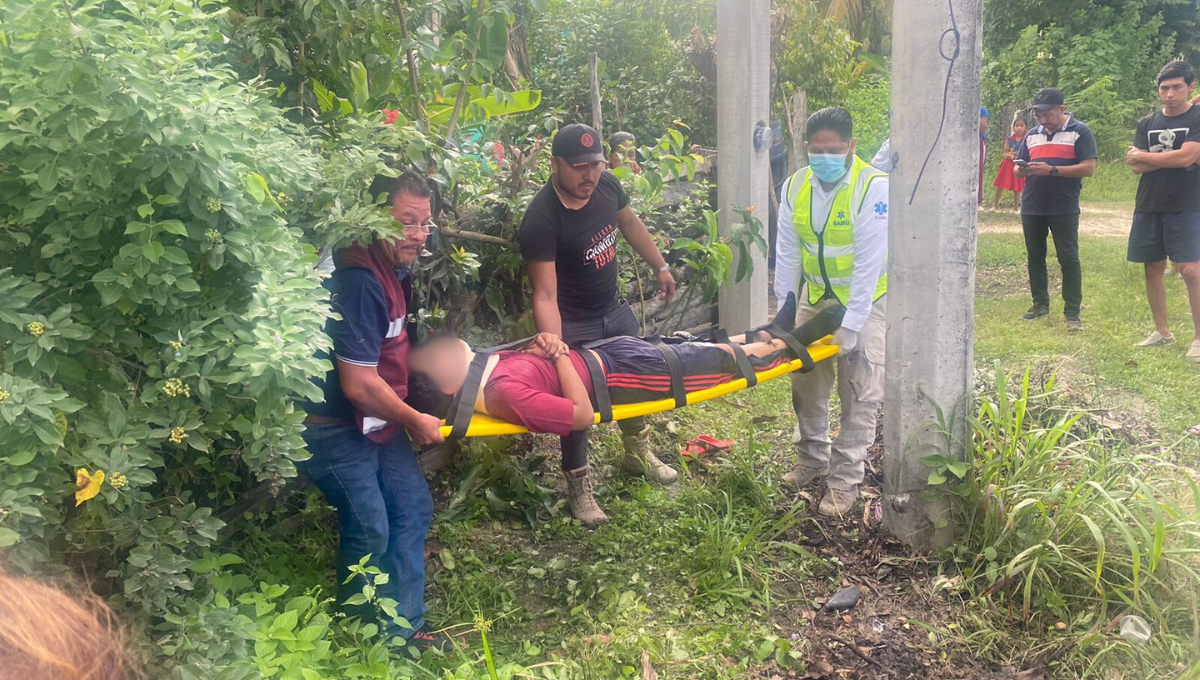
(1014, 87, 1097, 332)
(518, 123, 677, 526)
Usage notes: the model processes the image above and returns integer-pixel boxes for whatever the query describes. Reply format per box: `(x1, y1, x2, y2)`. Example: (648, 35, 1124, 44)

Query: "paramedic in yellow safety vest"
(774, 107, 889, 518)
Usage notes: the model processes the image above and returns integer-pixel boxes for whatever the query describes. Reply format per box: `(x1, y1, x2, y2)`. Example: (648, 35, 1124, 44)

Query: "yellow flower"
(109, 472, 128, 490)
(75, 469, 105, 506)
(163, 378, 191, 399)
(0, 389, 10, 404)
(27, 321, 45, 337)
(168, 427, 188, 444)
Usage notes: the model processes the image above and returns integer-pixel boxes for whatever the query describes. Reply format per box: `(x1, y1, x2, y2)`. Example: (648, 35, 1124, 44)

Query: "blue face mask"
(809, 153, 850, 183)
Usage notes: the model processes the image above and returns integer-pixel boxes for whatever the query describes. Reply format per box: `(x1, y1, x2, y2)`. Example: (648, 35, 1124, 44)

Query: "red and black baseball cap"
(552, 123, 606, 166)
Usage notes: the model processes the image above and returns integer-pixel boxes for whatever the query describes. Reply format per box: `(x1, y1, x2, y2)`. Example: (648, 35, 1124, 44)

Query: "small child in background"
(991, 116, 1027, 211)
(607, 131, 641, 174)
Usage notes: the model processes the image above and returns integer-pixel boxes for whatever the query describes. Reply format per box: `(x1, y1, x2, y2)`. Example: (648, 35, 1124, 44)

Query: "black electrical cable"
(908, 0, 961, 205)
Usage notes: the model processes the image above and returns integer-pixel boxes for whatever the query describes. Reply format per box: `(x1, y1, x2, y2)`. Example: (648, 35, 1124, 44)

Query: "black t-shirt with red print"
(518, 171, 629, 322)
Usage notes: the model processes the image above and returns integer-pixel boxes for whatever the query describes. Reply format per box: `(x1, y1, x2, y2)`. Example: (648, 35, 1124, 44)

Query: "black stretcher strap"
(448, 352, 492, 439)
(578, 336, 639, 423)
(578, 349, 613, 423)
(648, 336, 687, 408)
(713, 329, 758, 387)
(760, 324, 815, 373)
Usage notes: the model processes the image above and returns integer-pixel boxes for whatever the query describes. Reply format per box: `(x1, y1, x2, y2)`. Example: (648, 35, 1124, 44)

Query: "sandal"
(681, 434, 734, 459)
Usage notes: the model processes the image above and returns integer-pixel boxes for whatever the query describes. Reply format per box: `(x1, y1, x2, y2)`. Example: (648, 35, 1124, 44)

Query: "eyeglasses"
(397, 220, 438, 235)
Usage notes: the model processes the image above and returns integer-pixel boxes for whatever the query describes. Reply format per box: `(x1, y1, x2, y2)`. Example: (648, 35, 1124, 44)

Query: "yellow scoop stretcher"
(436, 337, 840, 439)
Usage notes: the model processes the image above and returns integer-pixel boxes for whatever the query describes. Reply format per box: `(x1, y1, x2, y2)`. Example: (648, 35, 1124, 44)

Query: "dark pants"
(299, 423, 432, 638)
(559, 302, 645, 470)
(1022, 213, 1082, 316)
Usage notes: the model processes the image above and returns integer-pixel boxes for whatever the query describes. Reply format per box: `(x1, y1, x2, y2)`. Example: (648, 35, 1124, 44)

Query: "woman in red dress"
(991, 116, 1027, 211)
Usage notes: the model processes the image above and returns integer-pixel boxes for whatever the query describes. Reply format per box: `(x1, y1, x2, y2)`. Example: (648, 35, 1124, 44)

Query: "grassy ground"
(417, 379, 999, 679)
(423, 381, 834, 678)
(976, 208, 1200, 458)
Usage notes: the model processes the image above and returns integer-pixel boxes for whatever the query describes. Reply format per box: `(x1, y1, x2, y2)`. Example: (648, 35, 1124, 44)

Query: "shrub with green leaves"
(0, 0, 331, 626)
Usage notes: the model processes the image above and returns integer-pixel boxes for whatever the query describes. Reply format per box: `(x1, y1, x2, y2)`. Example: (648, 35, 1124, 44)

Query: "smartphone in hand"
(1013, 159, 1029, 168)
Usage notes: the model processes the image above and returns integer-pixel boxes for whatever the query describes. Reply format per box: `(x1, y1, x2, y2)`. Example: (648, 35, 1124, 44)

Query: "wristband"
(658, 264, 670, 272)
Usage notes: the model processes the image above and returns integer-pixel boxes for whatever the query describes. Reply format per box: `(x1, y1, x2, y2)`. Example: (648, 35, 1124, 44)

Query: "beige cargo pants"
(788, 292, 886, 491)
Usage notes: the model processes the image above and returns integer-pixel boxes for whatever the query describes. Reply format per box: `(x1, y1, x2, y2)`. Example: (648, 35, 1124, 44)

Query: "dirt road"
(978, 203, 1134, 238)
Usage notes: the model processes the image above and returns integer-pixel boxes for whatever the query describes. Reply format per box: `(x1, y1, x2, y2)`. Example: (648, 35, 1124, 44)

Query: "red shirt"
(482, 350, 594, 436)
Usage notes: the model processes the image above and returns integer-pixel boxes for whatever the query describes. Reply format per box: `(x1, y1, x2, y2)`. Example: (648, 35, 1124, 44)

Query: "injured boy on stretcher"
(406, 293, 844, 436)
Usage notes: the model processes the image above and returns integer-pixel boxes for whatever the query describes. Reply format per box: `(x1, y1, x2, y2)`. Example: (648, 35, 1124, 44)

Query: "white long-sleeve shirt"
(774, 164, 889, 333)
(871, 137, 894, 172)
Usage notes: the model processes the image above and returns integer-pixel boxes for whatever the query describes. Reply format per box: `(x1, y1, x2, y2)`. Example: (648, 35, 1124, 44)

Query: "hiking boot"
(565, 465, 609, 526)
(1065, 314, 1084, 333)
(817, 487, 859, 517)
(1135, 331, 1175, 348)
(781, 462, 827, 489)
(1188, 340, 1200, 364)
(620, 426, 679, 485)
(1021, 304, 1049, 320)
(407, 628, 465, 654)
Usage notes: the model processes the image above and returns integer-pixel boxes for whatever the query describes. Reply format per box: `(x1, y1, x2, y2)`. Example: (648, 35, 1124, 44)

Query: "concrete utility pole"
(716, 0, 770, 331)
(883, 0, 982, 550)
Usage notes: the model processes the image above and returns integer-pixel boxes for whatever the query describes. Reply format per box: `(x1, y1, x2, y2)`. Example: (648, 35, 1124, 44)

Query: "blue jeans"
(299, 423, 432, 637)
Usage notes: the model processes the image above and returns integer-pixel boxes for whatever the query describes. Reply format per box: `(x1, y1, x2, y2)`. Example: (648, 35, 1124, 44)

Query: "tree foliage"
(527, 0, 713, 145)
(774, 0, 865, 108)
(982, 0, 1187, 157)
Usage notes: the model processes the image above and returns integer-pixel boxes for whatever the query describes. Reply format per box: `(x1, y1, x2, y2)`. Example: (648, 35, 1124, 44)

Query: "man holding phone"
(1014, 88, 1098, 331)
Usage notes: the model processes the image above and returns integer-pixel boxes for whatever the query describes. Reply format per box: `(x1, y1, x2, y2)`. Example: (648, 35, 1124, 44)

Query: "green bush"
(982, 2, 1176, 159)
(844, 72, 891, 162)
(0, 0, 404, 675)
(528, 0, 713, 145)
(0, 0, 329, 573)
(1067, 77, 1139, 160)
(1079, 159, 1141, 205)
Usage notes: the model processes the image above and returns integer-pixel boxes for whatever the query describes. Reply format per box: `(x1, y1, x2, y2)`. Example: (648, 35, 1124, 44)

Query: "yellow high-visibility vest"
(787, 156, 888, 306)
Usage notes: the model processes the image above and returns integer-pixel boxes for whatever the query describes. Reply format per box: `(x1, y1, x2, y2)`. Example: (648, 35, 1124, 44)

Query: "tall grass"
(947, 367, 1200, 674)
